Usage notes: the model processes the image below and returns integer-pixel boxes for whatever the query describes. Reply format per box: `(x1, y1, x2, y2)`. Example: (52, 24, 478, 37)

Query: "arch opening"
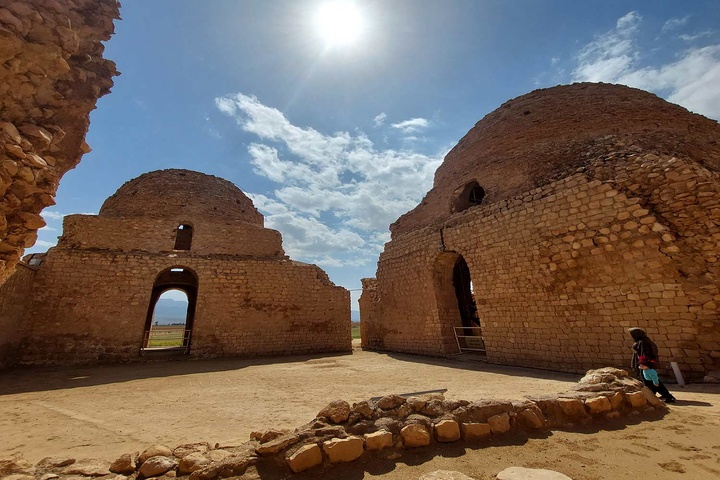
(142, 267, 198, 353)
(433, 252, 485, 354)
(452, 181, 485, 213)
(174, 224, 193, 250)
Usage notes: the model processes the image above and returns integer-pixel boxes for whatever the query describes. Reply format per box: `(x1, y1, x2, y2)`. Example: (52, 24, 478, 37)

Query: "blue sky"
(31, 1, 720, 310)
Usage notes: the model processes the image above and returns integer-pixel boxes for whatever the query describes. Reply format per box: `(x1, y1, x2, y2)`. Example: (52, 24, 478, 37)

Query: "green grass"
(351, 322, 361, 339)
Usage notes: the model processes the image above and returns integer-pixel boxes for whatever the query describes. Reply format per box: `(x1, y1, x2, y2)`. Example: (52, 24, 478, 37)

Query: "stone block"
(364, 430, 393, 451)
(626, 391, 647, 408)
(178, 453, 209, 476)
(584, 396, 612, 414)
(487, 413, 511, 434)
(317, 400, 351, 424)
(400, 424, 431, 448)
(609, 392, 625, 410)
(255, 433, 300, 456)
(138, 456, 177, 478)
(322, 436, 364, 463)
(517, 408, 544, 429)
(461, 422, 491, 441)
(434, 419, 461, 442)
(109, 452, 137, 474)
(138, 445, 172, 465)
(557, 398, 586, 419)
(286, 444, 322, 473)
(497, 466, 573, 479)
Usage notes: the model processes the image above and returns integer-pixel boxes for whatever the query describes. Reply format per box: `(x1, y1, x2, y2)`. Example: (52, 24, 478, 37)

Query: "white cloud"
(573, 11, 641, 82)
(217, 93, 444, 267)
(679, 30, 714, 42)
(390, 117, 430, 133)
(34, 240, 56, 248)
(661, 16, 690, 33)
(373, 112, 387, 127)
(570, 11, 720, 120)
(41, 210, 65, 220)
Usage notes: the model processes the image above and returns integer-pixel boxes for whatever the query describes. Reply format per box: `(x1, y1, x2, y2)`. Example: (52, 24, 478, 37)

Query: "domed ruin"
(99, 169, 264, 225)
(0, 169, 350, 366)
(361, 83, 720, 380)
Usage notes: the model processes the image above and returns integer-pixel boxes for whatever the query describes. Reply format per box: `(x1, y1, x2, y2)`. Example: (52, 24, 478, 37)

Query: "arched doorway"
(141, 267, 198, 353)
(433, 252, 485, 354)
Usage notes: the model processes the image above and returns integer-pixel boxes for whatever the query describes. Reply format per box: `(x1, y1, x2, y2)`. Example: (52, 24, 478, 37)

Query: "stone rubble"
(0, 368, 667, 479)
(0, 0, 119, 285)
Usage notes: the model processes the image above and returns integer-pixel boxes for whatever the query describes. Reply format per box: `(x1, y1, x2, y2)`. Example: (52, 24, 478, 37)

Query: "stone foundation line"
(0, 367, 669, 480)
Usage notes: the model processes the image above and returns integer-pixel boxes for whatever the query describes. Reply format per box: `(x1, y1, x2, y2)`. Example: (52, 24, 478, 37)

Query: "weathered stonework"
(0, 0, 119, 282)
(361, 83, 720, 380)
(0, 169, 351, 366)
(0, 0, 119, 366)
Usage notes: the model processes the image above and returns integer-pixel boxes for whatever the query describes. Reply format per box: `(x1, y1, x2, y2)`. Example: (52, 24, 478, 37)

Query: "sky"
(30, 1, 720, 310)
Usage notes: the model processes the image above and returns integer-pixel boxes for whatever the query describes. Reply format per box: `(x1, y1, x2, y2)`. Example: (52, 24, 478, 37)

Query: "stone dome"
(99, 169, 264, 225)
(391, 82, 720, 236)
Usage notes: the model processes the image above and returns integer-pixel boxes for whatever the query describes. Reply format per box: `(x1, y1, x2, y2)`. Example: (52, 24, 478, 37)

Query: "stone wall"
(0, 262, 35, 368)
(0, 0, 120, 284)
(59, 215, 285, 257)
(363, 84, 720, 380)
(0, 367, 668, 479)
(362, 152, 720, 379)
(16, 249, 350, 365)
(390, 83, 720, 237)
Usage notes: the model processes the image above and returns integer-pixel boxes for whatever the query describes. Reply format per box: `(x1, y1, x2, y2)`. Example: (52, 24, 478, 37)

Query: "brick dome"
(391, 82, 720, 236)
(99, 169, 264, 225)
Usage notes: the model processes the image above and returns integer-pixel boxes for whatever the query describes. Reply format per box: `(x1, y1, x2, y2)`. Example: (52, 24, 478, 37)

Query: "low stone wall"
(0, 368, 668, 479)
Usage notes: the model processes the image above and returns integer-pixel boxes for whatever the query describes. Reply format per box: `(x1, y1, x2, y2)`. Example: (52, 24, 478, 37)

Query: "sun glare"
(315, 1, 364, 48)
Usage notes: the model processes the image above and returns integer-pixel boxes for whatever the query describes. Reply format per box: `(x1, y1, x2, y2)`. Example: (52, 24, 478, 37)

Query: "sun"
(314, 1, 365, 48)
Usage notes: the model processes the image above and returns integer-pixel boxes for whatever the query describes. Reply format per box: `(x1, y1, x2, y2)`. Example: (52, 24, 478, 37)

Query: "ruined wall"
(18, 249, 350, 365)
(0, 0, 120, 283)
(0, 262, 35, 368)
(59, 215, 285, 257)
(391, 83, 720, 237)
(100, 169, 264, 226)
(362, 153, 720, 379)
(364, 84, 720, 379)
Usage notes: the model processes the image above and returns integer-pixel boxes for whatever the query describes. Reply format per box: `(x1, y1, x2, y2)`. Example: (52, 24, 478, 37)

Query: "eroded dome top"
(99, 169, 263, 225)
(391, 82, 720, 236)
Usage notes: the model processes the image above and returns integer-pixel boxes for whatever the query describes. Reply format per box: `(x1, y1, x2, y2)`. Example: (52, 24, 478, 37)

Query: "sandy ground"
(1, 344, 719, 479)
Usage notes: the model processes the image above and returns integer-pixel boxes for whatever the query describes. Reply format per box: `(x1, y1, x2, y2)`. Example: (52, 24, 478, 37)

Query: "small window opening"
(452, 181, 486, 213)
(174, 224, 193, 250)
(468, 185, 485, 206)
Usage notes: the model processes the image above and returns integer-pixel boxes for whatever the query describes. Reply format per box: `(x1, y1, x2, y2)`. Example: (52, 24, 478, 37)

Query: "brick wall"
(0, 263, 35, 368)
(60, 215, 285, 257)
(17, 249, 350, 365)
(362, 153, 720, 379)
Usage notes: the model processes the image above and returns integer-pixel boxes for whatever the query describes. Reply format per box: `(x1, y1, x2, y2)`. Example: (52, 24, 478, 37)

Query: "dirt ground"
(1, 344, 719, 479)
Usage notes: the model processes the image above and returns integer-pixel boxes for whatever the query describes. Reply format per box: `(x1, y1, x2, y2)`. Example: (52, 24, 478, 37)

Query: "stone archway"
(142, 266, 198, 353)
(432, 252, 485, 354)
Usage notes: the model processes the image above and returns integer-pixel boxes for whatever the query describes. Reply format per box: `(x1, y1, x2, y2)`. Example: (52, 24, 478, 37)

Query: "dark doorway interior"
(142, 267, 198, 353)
(452, 256, 485, 353)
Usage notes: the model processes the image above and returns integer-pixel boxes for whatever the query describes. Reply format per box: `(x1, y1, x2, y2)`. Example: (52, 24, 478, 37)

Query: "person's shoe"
(661, 396, 676, 403)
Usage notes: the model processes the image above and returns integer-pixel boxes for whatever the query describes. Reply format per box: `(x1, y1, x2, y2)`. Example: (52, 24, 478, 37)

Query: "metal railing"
(453, 326, 486, 353)
(141, 326, 191, 353)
